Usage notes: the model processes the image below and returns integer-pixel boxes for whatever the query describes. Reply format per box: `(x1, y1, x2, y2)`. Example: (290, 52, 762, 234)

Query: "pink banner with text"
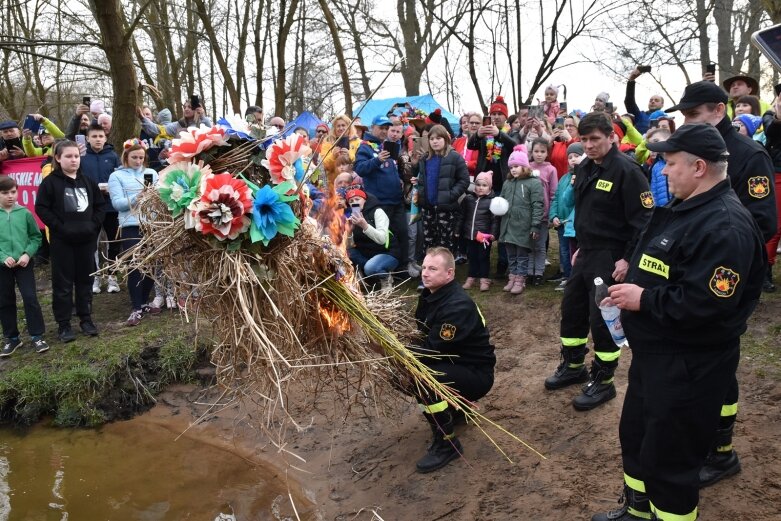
(1, 157, 44, 228)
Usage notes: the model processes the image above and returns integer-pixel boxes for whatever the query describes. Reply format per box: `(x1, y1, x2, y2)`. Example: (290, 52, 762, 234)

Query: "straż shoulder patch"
(640, 191, 654, 208)
(439, 323, 457, 341)
(709, 266, 740, 298)
(748, 176, 770, 199)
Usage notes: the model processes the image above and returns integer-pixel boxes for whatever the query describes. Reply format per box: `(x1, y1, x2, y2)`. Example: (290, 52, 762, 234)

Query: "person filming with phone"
(625, 66, 666, 134)
(345, 188, 400, 292)
(0, 121, 26, 164)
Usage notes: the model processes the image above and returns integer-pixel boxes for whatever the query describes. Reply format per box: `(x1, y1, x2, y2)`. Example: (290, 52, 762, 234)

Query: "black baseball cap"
(665, 81, 729, 113)
(646, 124, 728, 162)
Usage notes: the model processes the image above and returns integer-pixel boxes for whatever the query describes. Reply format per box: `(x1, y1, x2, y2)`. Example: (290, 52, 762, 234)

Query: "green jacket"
(499, 175, 544, 249)
(0, 204, 41, 261)
(22, 117, 65, 157)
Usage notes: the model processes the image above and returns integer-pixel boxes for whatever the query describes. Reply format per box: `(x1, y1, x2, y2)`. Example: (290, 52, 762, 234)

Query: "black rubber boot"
(699, 424, 741, 488)
(573, 360, 617, 411)
(544, 346, 589, 390)
(591, 484, 652, 520)
(416, 410, 463, 473)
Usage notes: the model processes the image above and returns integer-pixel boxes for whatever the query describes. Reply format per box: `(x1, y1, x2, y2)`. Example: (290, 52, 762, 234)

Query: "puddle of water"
(0, 420, 311, 521)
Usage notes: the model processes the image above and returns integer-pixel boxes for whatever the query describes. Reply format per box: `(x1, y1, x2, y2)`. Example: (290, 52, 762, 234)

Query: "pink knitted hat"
(507, 145, 530, 168)
(475, 171, 493, 188)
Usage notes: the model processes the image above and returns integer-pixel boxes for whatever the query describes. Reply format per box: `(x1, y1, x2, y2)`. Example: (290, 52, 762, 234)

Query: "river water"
(0, 419, 312, 520)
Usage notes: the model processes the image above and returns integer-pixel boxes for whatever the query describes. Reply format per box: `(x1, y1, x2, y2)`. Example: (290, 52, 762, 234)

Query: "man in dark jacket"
(410, 247, 495, 473)
(354, 115, 408, 270)
(591, 125, 765, 521)
(666, 81, 778, 487)
(543, 112, 651, 411)
(761, 89, 781, 292)
(81, 123, 121, 294)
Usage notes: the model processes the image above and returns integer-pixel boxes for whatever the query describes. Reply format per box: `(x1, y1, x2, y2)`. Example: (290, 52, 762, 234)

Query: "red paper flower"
(169, 124, 229, 163)
(193, 173, 253, 241)
(261, 133, 312, 185)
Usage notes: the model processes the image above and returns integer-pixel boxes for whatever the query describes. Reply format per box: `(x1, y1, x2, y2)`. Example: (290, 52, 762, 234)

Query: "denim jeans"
(348, 249, 399, 277)
(557, 226, 572, 278)
(504, 243, 531, 276)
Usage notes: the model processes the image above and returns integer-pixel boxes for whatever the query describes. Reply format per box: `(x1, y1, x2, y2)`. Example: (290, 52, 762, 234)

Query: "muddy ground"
(150, 281, 781, 521)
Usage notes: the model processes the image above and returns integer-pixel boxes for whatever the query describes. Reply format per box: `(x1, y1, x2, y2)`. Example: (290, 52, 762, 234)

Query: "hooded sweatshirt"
(35, 169, 106, 244)
(81, 143, 120, 211)
(0, 204, 41, 261)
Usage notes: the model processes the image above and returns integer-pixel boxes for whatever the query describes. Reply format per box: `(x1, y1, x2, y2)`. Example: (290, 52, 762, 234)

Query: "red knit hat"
(426, 108, 443, 125)
(612, 122, 626, 141)
(346, 188, 367, 201)
(489, 95, 509, 117)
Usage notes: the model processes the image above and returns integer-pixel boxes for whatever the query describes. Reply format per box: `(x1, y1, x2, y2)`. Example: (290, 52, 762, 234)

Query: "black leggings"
(120, 226, 154, 310)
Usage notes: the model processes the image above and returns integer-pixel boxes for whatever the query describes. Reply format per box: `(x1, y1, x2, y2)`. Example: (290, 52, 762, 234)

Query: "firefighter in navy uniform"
(591, 125, 766, 521)
(665, 80, 778, 487)
(411, 246, 495, 473)
(543, 112, 652, 410)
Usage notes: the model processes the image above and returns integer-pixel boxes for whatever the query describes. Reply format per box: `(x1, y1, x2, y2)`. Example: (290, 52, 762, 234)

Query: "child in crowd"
(108, 139, 159, 326)
(35, 140, 106, 342)
(498, 145, 543, 295)
(0, 176, 48, 356)
(645, 128, 672, 207)
(734, 114, 764, 143)
(459, 171, 499, 291)
(549, 142, 582, 290)
(529, 137, 559, 285)
(542, 84, 561, 125)
(81, 123, 121, 294)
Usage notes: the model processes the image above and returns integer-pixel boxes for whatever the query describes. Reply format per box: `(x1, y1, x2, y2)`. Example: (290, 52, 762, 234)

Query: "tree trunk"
(274, 0, 300, 117)
(192, 0, 241, 114)
(695, 0, 712, 78)
(762, 0, 781, 22)
(87, 0, 139, 146)
(714, 0, 736, 82)
(318, 0, 353, 114)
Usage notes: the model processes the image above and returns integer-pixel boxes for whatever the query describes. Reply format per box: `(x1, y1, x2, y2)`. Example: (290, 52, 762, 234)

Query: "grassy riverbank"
(0, 264, 206, 427)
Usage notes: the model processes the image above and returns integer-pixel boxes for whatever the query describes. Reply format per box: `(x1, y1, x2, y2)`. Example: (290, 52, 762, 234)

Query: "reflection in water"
(0, 421, 310, 520)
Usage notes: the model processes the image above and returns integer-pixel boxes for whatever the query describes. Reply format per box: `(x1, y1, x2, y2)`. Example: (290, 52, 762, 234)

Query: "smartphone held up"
(752, 24, 781, 71)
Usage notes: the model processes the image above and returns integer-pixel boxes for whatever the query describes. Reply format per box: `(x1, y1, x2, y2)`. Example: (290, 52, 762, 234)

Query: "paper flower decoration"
(261, 133, 312, 185)
(168, 125, 229, 163)
(249, 181, 300, 246)
(158, 161, 211, 228)
(193, 173, 253, 241)
(217, 114, 255, 140)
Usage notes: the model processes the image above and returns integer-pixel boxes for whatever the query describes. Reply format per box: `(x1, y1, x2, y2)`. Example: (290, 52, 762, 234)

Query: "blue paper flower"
(249, 182, 300, 246)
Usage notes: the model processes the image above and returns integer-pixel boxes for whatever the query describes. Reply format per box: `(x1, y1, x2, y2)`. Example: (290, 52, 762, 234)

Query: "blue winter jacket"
(649, 157, 670, 207)
(353, 132, 403, 205)
(108, 166, 158, 228)
(81, 144, 121, 212)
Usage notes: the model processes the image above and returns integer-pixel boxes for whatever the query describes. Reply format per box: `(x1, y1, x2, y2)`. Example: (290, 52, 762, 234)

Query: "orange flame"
(319, 303, 352, 334)
(317, 190, 349, 251)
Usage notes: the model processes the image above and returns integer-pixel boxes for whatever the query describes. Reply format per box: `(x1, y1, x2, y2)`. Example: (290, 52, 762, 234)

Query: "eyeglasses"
(316, 130, 327, 135)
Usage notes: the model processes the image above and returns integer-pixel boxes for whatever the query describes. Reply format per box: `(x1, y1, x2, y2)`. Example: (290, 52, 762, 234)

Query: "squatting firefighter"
(409, 247, 495, 473)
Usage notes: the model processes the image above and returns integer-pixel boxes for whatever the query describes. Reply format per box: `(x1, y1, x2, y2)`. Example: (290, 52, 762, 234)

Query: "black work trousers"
(379, 203, 408, 267)
(0, 263, 45, 338)
(559, 248, 623, 366)
(619, 345, 739, 518)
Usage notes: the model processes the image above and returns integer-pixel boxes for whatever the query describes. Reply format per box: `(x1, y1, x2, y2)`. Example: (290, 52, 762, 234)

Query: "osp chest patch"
(709, 266, 740, 298)
(640, 191, 654, 208)
(639, 253, 669, 279)
(596, 179, 613, 192)
(748, 176, 770, 198)
(439, 323, 457, 341)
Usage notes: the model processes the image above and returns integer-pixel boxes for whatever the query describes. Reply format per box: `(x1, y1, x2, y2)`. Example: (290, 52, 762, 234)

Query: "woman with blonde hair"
(412, 124, 470, 254)
(321, 114, 361, 188)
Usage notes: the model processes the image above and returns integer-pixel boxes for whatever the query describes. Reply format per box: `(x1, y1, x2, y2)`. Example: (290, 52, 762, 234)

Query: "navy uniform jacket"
(414, 279, 495, 370)
(574, 144, 652, 260)
(716, 116, 778, 242)
(622, 179, 765, 354)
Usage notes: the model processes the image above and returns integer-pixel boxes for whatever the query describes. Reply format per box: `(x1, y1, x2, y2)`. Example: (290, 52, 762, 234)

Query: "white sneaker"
(165, 295, 177, 310)
(106, 276, 121, 293)
(151, 296, 165, 308)
(92, 277, 102, 294)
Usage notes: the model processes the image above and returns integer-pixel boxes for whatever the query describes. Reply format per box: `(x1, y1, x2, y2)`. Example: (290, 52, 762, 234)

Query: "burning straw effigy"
(115, 117, 543, 461)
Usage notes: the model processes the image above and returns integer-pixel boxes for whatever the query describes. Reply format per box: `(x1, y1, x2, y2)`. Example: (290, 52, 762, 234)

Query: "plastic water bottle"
(594, 277, 628, 347)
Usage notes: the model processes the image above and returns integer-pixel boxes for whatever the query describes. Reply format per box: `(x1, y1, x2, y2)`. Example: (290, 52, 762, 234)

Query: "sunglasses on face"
(316, 130, 327, 134)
